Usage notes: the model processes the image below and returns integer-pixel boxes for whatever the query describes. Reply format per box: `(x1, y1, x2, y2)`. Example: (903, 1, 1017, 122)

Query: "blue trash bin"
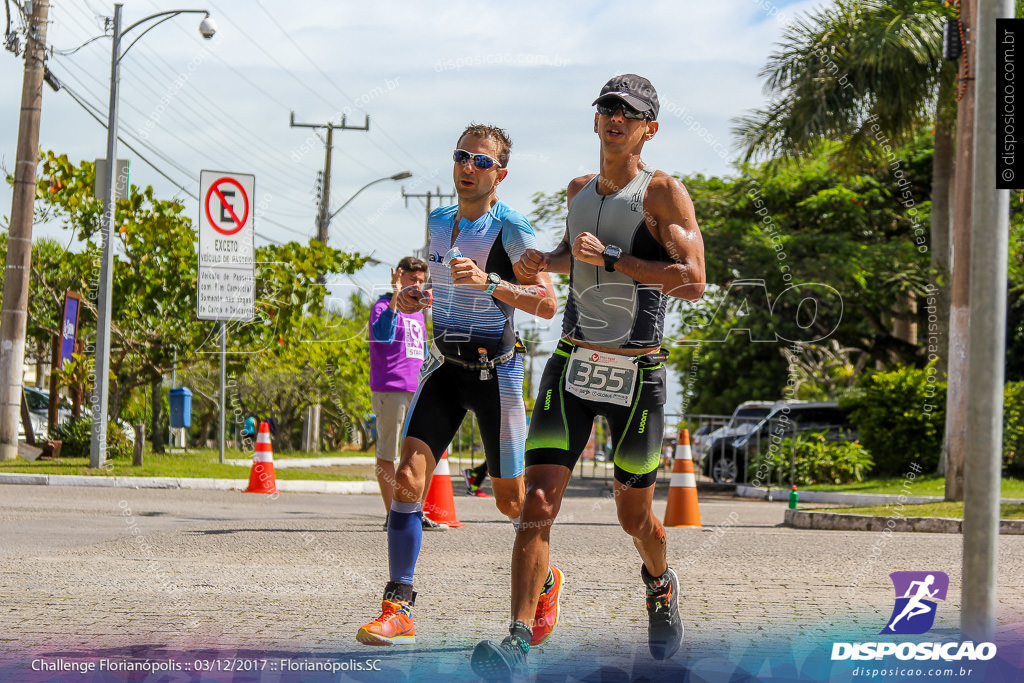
(169, 387, 193, 429)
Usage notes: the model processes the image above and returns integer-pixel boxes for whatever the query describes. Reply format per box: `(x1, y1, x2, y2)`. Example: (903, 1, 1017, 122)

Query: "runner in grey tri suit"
(472, 74, 706, 676)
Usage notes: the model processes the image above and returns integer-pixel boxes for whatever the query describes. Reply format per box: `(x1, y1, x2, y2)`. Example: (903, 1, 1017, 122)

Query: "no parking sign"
(197, 170, 255, 321)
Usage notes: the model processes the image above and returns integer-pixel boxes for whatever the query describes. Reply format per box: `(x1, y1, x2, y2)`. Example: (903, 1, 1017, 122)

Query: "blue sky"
(1, 0, 822, 408)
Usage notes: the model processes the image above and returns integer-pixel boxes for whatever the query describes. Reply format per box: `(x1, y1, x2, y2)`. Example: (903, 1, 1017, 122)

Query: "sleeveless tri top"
(562, 166, 671, 349)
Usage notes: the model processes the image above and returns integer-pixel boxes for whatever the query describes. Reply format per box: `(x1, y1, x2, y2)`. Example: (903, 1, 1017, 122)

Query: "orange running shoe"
(530, 565, 563, 646)
(356, 600, 415, 645)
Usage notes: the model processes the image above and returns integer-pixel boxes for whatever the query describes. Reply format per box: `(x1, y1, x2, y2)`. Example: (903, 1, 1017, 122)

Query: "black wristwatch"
(484, 271, 501, 296)
(602, 244, 622, 272)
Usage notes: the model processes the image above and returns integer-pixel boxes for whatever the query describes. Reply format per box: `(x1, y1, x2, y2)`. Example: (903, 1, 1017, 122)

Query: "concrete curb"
(784, 508, 1024, 534)
(0, 472, 379, 495)
(736, 484, 943, 507)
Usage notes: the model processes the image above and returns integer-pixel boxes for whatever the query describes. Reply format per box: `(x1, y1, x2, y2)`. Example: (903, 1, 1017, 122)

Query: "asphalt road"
(1, 482, 1022, 681)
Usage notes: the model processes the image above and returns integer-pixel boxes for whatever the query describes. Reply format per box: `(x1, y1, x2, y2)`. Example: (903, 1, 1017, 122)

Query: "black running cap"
(593, 74, 659, 120)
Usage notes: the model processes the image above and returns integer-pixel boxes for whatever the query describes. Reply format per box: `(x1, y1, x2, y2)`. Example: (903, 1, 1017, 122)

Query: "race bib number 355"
(565, 348, 637, 407)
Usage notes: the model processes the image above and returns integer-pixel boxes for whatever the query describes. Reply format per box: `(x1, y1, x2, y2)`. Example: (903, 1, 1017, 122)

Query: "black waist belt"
(556, 339, 668, 366)
(443, 346, 517, 370)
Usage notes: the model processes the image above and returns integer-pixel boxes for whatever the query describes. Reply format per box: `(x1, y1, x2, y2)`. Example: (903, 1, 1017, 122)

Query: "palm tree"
(733, 0, 956, 368)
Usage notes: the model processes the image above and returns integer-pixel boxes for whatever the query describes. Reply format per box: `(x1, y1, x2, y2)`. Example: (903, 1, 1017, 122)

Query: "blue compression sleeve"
(387, 501, 423, 584)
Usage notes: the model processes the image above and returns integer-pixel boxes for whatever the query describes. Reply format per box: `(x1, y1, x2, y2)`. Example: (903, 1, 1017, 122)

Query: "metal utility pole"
(167, 347, 176, 450)
(289, 112, 370, 246)
(961, 0, 1012, 642)
(89, 6, 214, 469)
(0, 0, 50, 461)
(90, 3, 125, 469)
(944, 0, 976, 500)
(403, 187, 455, 258)
(219, 322, 225, 464)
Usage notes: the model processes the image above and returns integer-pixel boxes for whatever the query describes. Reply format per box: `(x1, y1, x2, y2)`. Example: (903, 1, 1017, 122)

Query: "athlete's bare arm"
(450, 256, 557, 319)
(514, 175, 595, 278)
(570, 172, 705, 302)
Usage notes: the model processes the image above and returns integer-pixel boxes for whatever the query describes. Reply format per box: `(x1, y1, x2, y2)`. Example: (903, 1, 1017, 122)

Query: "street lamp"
(327, 171, 413, 222)
(90, 4, 214, 469)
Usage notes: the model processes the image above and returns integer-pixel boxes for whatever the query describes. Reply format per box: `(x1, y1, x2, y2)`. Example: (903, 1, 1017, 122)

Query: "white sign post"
(197, 171, 256, 464)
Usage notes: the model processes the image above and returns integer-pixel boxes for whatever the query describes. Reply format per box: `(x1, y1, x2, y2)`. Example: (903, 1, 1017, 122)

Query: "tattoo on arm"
(503, 282, 545, 297)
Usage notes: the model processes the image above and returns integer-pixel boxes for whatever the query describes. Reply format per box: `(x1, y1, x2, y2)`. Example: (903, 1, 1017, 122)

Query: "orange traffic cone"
(423, 451, 464, 528)
(245, 422, 279, 494)
(663, 428, 701, 528)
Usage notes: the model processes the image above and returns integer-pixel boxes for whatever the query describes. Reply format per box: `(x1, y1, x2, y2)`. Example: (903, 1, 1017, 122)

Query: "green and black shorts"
(525, 340, 666, 488)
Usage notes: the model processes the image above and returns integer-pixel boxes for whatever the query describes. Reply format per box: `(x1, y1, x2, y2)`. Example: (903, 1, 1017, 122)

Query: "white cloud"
(1, 0, 832, 408)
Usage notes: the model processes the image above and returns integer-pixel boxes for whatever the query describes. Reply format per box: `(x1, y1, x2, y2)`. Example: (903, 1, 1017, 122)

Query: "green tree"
(187, 305, 371, 452)
(0, 234, 92, 386)
(661, 137, 935, 413)
(1008, 193, 1024, 383)
(30, 152, 368, 453)
(733, 0, 956, 369)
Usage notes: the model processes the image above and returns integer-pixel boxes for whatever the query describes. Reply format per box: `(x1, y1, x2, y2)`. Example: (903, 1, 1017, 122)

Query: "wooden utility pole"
(0, 0, 50, 461)
(944, 0, 976, 501)
(289, 112, 370, 246)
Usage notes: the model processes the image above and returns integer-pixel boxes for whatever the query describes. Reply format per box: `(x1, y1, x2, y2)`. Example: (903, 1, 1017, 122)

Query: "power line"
(51, 60, 198, 178)
(61, 83, 194, 196)
(79, 0, 107, 21)
(58, 82, 283, 246)
(68, 74, 314, 210)
(204, 0, 426, 176)
(56, 3, 324, 218)
(116, 42, 322, 196)
(257, 215, 312, 241)
(205, 0, 345, 115)
(45, 2, 417, 253)
(251, 0, 430, 176)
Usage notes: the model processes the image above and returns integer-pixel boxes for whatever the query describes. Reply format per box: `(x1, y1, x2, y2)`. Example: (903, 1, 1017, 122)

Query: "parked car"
(21, 386, 72, 440)
(706, 401, 856, 484)
(695, 400, 778, 465)
(20, 386, 134, 445)
(689, 423, 715, 450)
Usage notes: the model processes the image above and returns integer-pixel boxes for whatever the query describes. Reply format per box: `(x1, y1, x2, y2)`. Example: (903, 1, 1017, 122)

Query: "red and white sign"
(198, 170, 255, 321)
(204, 176, 250, 236)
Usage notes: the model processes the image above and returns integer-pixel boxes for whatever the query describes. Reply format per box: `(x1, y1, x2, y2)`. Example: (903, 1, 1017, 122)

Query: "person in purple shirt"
(369, 257, 436, 529)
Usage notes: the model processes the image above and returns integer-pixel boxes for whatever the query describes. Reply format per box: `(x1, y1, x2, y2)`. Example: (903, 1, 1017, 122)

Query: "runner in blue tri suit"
(357, 124, 564, 648)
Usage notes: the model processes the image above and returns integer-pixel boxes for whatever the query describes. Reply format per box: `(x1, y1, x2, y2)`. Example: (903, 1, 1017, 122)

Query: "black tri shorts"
(402, 353, 526, 479)
(525, 340, 667, 488)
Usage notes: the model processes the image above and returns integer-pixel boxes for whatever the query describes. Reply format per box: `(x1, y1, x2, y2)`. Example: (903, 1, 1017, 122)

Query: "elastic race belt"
(443, 346, 517, 371)
(556, 339, 668, 367)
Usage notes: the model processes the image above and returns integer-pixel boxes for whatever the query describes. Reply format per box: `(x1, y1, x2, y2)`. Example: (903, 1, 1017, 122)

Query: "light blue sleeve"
(501, 211, 538, 265)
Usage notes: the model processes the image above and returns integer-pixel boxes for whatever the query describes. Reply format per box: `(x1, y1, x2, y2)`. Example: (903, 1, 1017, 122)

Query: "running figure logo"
(881, 571, 949, 635)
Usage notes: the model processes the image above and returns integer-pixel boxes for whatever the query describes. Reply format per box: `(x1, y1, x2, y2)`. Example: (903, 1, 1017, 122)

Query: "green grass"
(258, 447, 374, 459)
(800, 474, 1024, 499)
(0, 447, 374, 481)
(819, 502, 1024, 520)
